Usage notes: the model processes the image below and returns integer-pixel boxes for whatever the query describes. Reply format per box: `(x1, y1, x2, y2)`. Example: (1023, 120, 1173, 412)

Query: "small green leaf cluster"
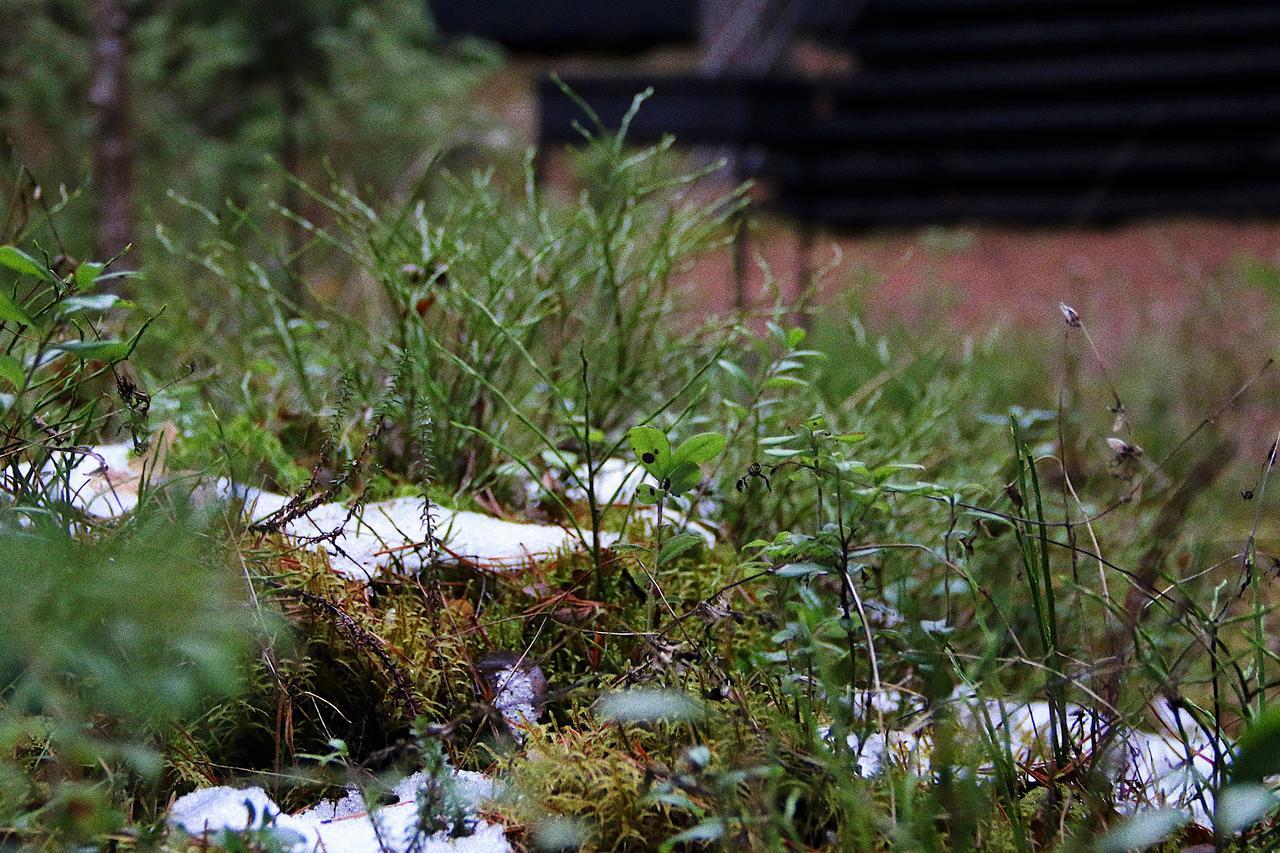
(752, 414, 945, 520)
(0, 245, 139, 398)
(0, 244, 151, 509)
(644, 744, 784, 851)
(627, 425, 727, 504)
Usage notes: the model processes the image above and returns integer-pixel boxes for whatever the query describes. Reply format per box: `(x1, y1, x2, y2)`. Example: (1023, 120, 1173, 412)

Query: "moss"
(499, 717, 691, 851)
(162, 538, 506, 805)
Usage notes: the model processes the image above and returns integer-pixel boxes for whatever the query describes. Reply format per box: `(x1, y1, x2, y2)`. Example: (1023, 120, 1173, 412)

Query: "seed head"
(1106, 436, 1143, 459)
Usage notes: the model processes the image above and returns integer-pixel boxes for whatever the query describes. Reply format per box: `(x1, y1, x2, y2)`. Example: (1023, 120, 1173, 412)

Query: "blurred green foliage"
(141, 126, 744, 503)
(0, 240, 258, 844)
(0, 510, 255, 741)
(0, 0, 501, 252)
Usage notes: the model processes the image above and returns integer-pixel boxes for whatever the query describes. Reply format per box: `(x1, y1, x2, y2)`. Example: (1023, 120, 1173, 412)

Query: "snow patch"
(564, 458, 646, 506)
(271, 496, 614, 580)
(832, 691, 1224, 827)
(37, 441, 143, 517)
(168, 786, 319, 848)
(170, 770, 510, 853)
(52, 444, 614, 580)
(480, 662, 545, 734)
(489, 666, 540, 727)
(562, 459, 718, 545)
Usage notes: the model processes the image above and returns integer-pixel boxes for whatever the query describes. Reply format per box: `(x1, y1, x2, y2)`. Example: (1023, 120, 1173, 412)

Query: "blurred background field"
(6, 0, 1279, 462)
(8, 0, 1280, 330)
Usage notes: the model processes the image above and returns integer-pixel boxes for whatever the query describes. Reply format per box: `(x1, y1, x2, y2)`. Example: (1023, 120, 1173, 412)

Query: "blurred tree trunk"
(89, 0, 135, 261)
(280, 75, 305, 299)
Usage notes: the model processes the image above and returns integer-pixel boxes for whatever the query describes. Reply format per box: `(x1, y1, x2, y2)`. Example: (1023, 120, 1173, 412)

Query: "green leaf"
(594, 689, 703, 723)
(883, 481, 947, 496)
(1230, 704, 1280, 783)
(58, 294, 130, 316)
(1096, 808, 1186, 852)
(763, 375, 808, 389)
(666, 461, 700, 496)
(74, 261, 104, 291)
(52, 339, 131, 361)
(836, 459, 871, 477)
(658, 531, 704, 565)
(1216, 783, 1279, 834)
(660, 819, 724, 852)
(834, 432, 867, 443)
(775, 562, 827, 578)
(717, 358, 750, 386)
(0, 290, 35, 327)
(873, 462, 925, 483)
(0, 354, 24, 389)
(672, 432, 726, 466)
(0, 246, 54, 282)
(628, 425, 671, 477)
(636, 483, 661, 505)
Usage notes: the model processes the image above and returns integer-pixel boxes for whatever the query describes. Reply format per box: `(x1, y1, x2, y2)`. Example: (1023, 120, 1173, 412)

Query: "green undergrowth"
(2, 104, 1280, 851)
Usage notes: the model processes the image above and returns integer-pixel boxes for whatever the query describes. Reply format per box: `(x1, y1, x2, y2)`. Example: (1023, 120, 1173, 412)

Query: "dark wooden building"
(434, 0, 1280, 229)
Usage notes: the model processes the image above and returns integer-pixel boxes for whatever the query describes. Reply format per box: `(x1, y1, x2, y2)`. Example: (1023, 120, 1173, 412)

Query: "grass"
(1, 109, 1279, 851)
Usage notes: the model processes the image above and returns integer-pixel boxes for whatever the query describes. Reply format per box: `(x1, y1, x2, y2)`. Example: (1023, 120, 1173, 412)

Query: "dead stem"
(1103, 436, 1237, 710)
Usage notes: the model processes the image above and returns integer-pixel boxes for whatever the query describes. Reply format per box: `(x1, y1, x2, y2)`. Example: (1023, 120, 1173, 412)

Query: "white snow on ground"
(270, 496, 614, 581)
(838, 691, 1224, 827)
(169, 770, 511, 853)
(481, 662, 545, 733)
(20, 442, 275, 519)
(216, 479, 292, 518)
(22, 441, 144, 517)
(844, 729, 934, 777)
(43, 445, 724, 578)
(301, 806, 510, 853)
(489, 666, 539, 728)
(561, 458, 718, 546)
(1117, 697, 1224, 824)
(952, 693, 1223, 825)
(564, 458, 645, 506)
(298, 786, 369, 823)
(46, 443, 611, 580)
(56, 444, 1226, 827)
(168, 786, 320, 848)
(852, 688, 909, 717)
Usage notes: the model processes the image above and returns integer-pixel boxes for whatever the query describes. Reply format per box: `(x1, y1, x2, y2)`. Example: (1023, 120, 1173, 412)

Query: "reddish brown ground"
(686, 217, 1280, 336)
(496, 65, 1280, 342)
